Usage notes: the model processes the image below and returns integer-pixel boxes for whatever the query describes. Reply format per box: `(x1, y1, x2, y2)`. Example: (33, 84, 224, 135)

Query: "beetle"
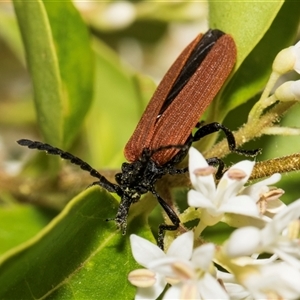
(18, 29, 259, 249)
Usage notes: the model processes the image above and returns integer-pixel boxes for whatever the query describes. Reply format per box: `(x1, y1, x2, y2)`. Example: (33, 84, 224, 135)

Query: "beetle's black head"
(115, 160, 145, 186)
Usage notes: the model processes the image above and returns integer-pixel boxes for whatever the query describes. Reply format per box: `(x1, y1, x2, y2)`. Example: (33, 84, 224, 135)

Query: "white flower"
(293, 41, 300, 73)
(241, 172, 285, 219)
(128, 231, 194, 299)
(272, 40, 300, 74)
(188, 147, 260, 230)
(225, 199, 300, 268)
(275, 80, 300, 101)
(239, 262, 300, 300)
(217, 271, 252, 300)
(149, 243, 229, 299)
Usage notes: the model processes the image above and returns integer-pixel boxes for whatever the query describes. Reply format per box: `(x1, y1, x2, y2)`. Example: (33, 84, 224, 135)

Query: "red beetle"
(18, 29, 259, 249)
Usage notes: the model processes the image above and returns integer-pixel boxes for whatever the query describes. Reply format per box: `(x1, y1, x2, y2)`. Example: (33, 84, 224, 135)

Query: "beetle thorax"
(115, 159, 165, 195)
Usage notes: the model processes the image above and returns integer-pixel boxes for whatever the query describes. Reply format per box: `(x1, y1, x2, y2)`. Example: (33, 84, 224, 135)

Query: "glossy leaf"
(209, 1, 284, 69)
(0, 187, 152, 299)
(0, 203, 52, 255)
(208, 1, 300, 121)
(13, 0, 93, 148)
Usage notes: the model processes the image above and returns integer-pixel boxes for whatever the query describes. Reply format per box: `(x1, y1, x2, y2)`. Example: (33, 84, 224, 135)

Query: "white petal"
(149, 257, 193, 278)
(166, 231, 194, 260)
(191, 243, 215, 271)
(291, 80, 300, 99)
(187, 189, 216, 209)
(224, 213, 266, 229)
(189, 147, 208, 182)
(273, 248, 300, 270)
(225, 227, 261, 257)
(220, 195, 259, 218)
(242, 173, 281, 200)
(273, 45, 298, 74)
(222, 282, 251, 300)
(135, 274, 166, 300)
(244, 262, 300, 299)
(148, 257, 178, 276)
(130, 234, 165, 267)
(217, 270, 236, 282)
(293, 40, 300, 73)
(256, 172, 281, 186)
(189, 147, 209, 170)
(179, 282, 201, 299)
(278, 264, 300, 296)
(222, 160, 254, 184)
(265, 198, 286, 214)
(275, 81, 300, 101)
(218, 270, 252, 299)
(198, 273, 229, 299)
(262, 199, 300, 241)
(215, 161, 255, 205)
(188, 147, 215, 196)
(163, 284, 182, 300)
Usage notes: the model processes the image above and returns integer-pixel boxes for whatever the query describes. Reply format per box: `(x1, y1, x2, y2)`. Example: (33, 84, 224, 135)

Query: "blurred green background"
(0, 1, 300, 298)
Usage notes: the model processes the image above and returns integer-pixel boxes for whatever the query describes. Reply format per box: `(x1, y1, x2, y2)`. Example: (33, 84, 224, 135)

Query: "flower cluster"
(128, 231, 228, 299)
(127, 41, 300, 299)
(128, 147, 300, 300)
(249, 40, 300, 123)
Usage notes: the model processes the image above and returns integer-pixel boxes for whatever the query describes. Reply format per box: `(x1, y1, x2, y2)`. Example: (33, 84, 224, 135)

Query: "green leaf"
(209, 1, 284, 69)
(13, 0, 93, 148)
(0, 203, 52, 255)
(208, 1, 300, 121)
(0, 187, 152, 299)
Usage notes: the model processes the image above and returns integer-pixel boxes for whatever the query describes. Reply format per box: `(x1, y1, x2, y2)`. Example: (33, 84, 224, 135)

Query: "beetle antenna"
(17, 139, 118, 192)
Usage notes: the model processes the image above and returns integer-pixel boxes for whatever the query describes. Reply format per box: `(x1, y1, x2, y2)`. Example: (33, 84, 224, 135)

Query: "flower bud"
(275, 80, 300, 101)
(272, 41, 300, 75)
